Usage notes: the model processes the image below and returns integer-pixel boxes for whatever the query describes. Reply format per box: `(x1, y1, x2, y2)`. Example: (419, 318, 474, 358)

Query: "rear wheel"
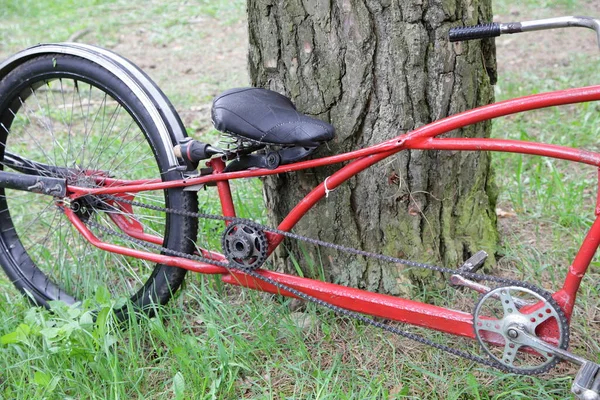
(0, 54, 197, 315)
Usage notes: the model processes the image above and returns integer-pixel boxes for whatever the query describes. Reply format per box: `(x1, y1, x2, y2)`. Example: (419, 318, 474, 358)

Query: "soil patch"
(109, 17, 249, 135)
(495, 1, 600, 75)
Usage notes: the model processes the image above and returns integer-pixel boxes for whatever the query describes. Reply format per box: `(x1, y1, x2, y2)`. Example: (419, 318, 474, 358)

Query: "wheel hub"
(68, 176, 110, 222)
(230, 236, 253, 258)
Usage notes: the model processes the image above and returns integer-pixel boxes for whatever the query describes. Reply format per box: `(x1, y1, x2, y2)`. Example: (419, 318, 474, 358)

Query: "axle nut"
(507, 328, 519, 339)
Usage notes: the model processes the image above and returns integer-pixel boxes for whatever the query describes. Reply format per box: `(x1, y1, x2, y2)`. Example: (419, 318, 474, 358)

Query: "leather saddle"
(211, 87, 335, 147)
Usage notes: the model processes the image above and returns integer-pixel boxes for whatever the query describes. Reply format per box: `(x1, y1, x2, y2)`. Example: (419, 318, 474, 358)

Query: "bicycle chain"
(90, 193, 569, 374)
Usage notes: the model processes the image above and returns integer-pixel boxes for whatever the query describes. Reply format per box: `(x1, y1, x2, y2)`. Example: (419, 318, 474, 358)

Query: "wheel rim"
(0, 73, 170, 305)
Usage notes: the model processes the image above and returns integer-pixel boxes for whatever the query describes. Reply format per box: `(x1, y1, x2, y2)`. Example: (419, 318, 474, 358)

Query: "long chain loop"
(86, 194, 566, 374)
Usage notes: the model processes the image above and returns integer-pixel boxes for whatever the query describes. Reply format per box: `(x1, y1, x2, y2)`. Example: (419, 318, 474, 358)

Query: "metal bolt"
(49, 184, 65, 196)
(507, 328, 519, 339)
(27, 181, 44, 193)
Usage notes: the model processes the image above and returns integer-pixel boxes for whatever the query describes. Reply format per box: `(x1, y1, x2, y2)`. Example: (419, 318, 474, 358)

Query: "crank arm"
(450, 275, 535, 308)
(450, 274, 492, 293)
(508, 326, 600, 400)
(508, 325, 586, 365)
(448, 250, 538, 306)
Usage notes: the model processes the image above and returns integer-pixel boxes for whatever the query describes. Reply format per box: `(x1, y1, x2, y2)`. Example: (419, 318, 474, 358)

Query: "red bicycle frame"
(66, 84, 600, 345)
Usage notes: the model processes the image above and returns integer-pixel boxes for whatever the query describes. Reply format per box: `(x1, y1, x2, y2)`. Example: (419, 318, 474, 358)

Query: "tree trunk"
(247, 0, 498, 295)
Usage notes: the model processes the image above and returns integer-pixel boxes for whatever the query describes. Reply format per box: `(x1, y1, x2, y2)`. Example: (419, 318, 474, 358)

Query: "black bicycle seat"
(211, 87, 335, 147)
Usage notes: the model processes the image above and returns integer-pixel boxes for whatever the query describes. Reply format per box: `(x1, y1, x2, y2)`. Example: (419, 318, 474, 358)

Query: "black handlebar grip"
(449, 23, 501, 42)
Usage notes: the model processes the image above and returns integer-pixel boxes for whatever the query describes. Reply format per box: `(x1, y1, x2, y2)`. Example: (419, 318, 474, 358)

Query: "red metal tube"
(69, 85, 600, 200)
(596, 169, 600, 216)
(60, 84, 600, 350)
(221, 269, 477, 338)
(67, 202, 480, 339)
(403, 85, 600, 143)
(66, 204, 564, 345)
(556, 215, 600, 316)
(210, 158, 237, 220)
(270, 151, 395, 248)
(65, 207, 228, 275)
(411, 138, 600, 167)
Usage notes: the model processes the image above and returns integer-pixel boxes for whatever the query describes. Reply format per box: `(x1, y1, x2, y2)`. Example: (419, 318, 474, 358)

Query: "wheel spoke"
(0, 55, 195, 313)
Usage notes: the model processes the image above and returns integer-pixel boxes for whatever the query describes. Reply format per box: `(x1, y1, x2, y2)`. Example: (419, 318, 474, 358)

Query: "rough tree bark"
(247, 0, 498, 295)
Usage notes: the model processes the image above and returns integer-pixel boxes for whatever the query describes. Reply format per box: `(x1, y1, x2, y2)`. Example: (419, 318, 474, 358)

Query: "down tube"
(272, 150, 398, 248)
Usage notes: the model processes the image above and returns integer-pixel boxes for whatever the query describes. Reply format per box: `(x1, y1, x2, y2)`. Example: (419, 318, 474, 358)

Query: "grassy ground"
(1, 0, 600, 399)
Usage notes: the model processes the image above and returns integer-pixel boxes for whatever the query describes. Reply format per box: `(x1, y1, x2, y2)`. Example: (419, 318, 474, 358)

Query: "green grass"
(487, 17, 600, 400)
(1, 0, 600, 399)
(0, 0, 246, 47)
(493, 0, 580, 15)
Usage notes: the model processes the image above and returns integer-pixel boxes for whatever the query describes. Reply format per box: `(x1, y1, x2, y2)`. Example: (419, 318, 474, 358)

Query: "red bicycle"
(0, 16, 599, 399)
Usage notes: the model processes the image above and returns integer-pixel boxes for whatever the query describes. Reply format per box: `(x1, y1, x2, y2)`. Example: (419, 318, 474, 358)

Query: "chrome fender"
(0, 43, 185, 168)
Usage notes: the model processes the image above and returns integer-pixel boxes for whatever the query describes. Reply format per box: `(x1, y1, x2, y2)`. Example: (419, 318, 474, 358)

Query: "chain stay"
(93, 193, 558, 373)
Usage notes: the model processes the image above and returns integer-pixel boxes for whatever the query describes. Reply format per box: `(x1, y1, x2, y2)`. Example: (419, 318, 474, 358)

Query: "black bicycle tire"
(0, 54, 198, 316)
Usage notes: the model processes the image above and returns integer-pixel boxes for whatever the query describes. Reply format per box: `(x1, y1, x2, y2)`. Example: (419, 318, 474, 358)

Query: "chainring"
(473, 284, 570, 374)
(221, 222, 268, 270)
